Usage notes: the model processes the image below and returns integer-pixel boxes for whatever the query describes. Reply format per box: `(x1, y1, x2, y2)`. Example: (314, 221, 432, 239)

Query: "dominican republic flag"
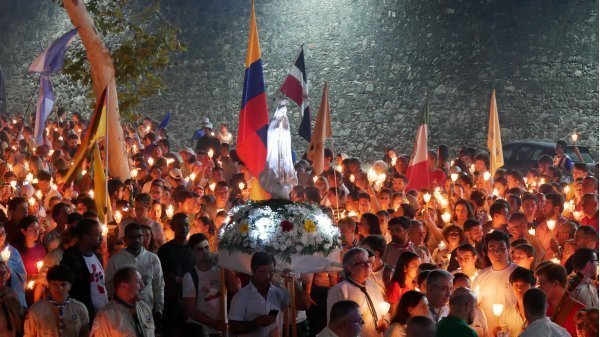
(405, 98, 431, 191)
(280, 46, 311, 142)
(28, 28, 78, 75)
(33, 76, 54, 144)
(237, 0, 269, 178)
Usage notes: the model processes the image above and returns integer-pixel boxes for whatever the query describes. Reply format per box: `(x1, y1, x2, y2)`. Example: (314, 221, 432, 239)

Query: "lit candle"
(313, 176, 319, 184)
(35, 190, 42, 200)
(7, 164, 12, 171)
(451, 173, 459, 182)
(563, 186, 571, 195)
(350, 174, 355, 183)
(26, 173, 33, 182)
(238, 182, 246, 190)
(367, 168, 377, 183)
(27, 280, 35, 289)
(551, 257, 561, 264)
(378, 302, 391, 315)
(423, 193, 431, 203)
(131, 169, 138, 178)
(441, 212, 452, 223)
(48, 149, 54, 156)
(28, 197, 36, 207)
(571, 132, 578, 143)
(11, 119, 16, 124)
(483, 171, 491, 181)
(438, 241, 447, 251)
(89, 190, 95, 199)
(166, 158, 175, 165)
(492, 304, 504, 317)
(189, 172, 197, 181)
(36, 261, 43, 272)
(114, 211, 122, 224)
(166, 204, 174, 218)
(390, 157, 397, 166)
(148, 157, 155, 166)
(208, 149, 214, 159)
(209, 182, 216, 191)
(492, 188, 499, 197)
(1, 247, 10, 261)
(469, 164, 475, 174)
(81, 169, 87, 176)
(573, 211, 582, 220)
(528, 228, 536, 236)
(348, 210, 358, 217)
(440, 198, 449, 209)
(335, 165, 343, 173)
(546, 219, 556, 231)
(9, 180, 16, 189)
(540, 178, 546, 185)
(101, 224, 109, 237)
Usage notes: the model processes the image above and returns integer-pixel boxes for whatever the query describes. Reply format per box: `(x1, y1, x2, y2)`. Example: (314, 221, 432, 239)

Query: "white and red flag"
(405, 99, 431, 191)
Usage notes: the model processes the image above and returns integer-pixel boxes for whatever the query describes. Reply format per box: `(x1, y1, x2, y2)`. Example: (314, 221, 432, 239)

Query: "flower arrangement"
(218, 200, 342, 266)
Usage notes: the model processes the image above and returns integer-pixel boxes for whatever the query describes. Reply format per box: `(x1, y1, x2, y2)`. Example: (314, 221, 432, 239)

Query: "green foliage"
(61, 0, 186, 120)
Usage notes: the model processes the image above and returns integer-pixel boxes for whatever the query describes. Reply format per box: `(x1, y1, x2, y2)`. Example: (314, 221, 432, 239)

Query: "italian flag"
(405, 99, 431, 192)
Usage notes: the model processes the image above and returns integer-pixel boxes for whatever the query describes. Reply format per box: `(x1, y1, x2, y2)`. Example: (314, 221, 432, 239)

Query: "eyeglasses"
(344, 318, 365, 326)
(352, 261, 373, 269)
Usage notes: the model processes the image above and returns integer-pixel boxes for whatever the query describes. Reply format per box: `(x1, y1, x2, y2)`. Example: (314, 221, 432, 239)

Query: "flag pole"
(104, 87, 109, 226)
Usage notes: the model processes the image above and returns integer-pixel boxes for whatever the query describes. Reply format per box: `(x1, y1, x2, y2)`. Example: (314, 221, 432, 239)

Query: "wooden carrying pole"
(289, 278, 297, 337)
(220, 269, 229, 337)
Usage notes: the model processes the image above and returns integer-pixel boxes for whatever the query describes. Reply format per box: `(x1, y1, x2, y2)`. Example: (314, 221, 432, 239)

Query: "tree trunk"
(63, 0, 130, 180)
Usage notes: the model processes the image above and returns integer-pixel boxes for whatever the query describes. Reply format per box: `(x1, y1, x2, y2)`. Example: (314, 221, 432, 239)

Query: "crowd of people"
(0, 109, 597, 337)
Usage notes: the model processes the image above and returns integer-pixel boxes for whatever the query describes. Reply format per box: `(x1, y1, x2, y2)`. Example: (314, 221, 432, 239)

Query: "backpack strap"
(190, 268, 200, 297)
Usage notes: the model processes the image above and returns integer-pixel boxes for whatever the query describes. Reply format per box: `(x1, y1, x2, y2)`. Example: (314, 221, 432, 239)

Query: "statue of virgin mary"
(259, 100, 298, 199)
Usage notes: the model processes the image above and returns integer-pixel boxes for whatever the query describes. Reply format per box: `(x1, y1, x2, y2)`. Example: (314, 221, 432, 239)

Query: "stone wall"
(1, 0, 598, 161)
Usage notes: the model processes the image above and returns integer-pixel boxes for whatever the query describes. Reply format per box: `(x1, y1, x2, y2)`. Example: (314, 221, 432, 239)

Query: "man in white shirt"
(327, 247, 390, 337)
(425, 269, 452, 322)
(518, 288, 569, 337)
(472, 230, 517, 337)
(182, 233, 240, 335)
(90, 266, 155, 337)
(570, 248, 599, 308)
(229, 252, 308, 337)
(317, 301, 363, 337)
(106, 223, 164, 317)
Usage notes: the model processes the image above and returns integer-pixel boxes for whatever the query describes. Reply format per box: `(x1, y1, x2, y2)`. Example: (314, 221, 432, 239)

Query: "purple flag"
(28, 28, 78, 75)
(34, 76, 55, 144)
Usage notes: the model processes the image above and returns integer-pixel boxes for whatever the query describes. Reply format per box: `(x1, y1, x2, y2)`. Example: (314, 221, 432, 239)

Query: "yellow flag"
(488, 89, 504, 175)
(307, 82, 332, 175)
(92, 141, 112, 222)
(63, 87, 108, 185)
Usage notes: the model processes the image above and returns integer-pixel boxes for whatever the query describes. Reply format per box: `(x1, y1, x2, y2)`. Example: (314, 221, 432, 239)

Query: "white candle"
(238, 182, 245, 190)
(36, 261, 43, 271)
(423, 193, 431, 203)
(208, 149, 214, 159)
(438, 241, 446, 251)
(349, 174, 355, 183)
(492, 304, 504, 317)
(378, 301, 391, 315)
(451, 173, 459, 182)
(483, 171, 491, 181)
(547, 219, 556, 231)
(441, 212, 452, 223)
(571, 132, 578, 143)
(0, 247, 10, 261)
(528, 228, 536, 236)
(148, 157, 155, 166)
(114, 211, 123, 224)
(166, 204, 174, 218)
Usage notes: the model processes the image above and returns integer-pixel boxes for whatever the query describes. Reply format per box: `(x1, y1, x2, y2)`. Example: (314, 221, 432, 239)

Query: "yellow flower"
(304, 220, 316, 233)
(239, 222, 249, 233)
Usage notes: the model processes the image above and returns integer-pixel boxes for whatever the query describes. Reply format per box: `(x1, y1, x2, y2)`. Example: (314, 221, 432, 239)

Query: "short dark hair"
(37, 170, 52, 182)
(489, 202, 508, 217)
(388, 216, 411, 230)
(545, 192, 564, 212)
(47, 265, 75, 283)
(8, 197, 27, 211)
(535, 263, 567, 288)
(188, 233, 209, 248)
(251, 251, 275, 272)
(360, 235, 387, 258)
(76, 218, 100, 239)
(51, 202, 70, 221)
(113, 266, 139, 289)
(509, 266, 536, 286)
(523, 288, 547, 318)
(572, 248, 597, 272)
(576, 225, 598, 240)
(329, 300, 359, 323)
(456, 243, 477, 256)
(135, 193, 152, 206)
(483, 230, 510, 252)
(463, 219, 481, 232)
(124, 222, 142, 236)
